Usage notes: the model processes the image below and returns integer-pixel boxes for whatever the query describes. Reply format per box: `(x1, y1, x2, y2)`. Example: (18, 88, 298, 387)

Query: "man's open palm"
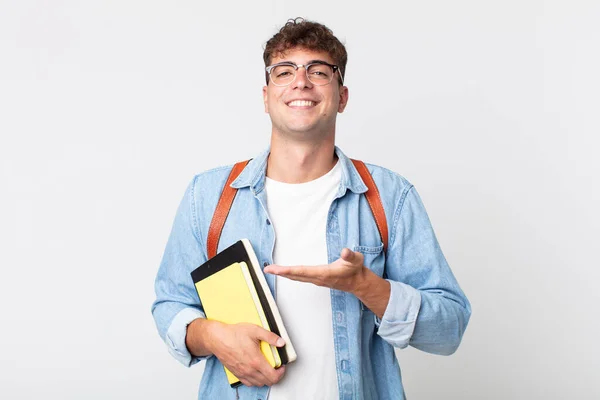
(264, 248, 366, 293)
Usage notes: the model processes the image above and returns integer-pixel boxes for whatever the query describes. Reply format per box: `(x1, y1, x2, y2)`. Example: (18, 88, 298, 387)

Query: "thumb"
(252, 325, 286, 347)
(341, 247, 358, 262)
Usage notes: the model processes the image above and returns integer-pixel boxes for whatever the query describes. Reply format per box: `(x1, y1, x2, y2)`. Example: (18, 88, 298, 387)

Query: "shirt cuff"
(375, 280, 422, 348)
(165, 307, 209, 367)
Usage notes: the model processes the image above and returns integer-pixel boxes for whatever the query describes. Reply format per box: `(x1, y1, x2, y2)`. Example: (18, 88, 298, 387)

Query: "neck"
(267, 134, 337, 183)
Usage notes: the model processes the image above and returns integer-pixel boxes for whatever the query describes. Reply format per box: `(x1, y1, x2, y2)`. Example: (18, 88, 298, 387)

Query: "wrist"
(351, 266, 372, 297)
(186, 318, 222, 357)
(351, 268, 391, 319)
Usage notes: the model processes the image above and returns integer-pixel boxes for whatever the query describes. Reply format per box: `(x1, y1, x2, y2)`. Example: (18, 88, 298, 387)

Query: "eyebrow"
(279, 59, 331, 65)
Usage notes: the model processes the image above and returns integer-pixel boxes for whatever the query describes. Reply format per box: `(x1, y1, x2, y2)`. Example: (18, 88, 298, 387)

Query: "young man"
(152, 18, 471, 400)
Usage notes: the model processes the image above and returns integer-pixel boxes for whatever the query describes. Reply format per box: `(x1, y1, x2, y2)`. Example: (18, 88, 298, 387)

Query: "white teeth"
(288, 100, 315, 107)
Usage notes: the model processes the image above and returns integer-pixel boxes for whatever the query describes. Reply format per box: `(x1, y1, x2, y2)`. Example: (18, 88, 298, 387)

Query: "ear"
(337, 86, 349, 113)
(263, 86, 269, 113)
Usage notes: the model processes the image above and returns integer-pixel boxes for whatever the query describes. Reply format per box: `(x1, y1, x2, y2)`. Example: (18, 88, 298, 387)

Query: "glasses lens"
(271, 65, 296, 86)
(307, 64, 333, 85)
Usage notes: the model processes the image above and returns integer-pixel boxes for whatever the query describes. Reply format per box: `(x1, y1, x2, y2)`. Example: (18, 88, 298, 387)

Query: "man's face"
(263, 48, 349, 140)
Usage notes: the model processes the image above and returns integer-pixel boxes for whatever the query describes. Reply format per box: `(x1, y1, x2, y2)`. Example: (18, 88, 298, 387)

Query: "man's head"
(262, 18, 349, 141)
(263, 18, 347, 86)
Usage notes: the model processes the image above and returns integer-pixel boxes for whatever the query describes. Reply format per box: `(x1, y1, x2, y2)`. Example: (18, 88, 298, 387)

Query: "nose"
(292, 65, 313, 89)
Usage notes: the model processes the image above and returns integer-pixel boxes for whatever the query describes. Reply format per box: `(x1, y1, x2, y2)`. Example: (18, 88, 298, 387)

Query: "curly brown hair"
(263, 17, 347, 85)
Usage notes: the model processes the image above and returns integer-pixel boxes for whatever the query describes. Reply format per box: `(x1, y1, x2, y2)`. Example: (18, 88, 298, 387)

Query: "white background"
(1, 1, 599, 399)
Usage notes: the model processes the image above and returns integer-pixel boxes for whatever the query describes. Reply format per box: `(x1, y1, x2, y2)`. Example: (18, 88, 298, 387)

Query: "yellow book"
(194, 261, 281, 386)
(191, 239, 297, 387)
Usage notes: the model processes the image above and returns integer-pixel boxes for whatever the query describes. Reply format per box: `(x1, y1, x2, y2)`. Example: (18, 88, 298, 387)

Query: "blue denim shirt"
(152, 146, 471, 400)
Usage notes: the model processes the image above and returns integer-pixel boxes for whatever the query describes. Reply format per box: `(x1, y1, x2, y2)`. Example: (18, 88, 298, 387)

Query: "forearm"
(185, 318, 223, 357)
(352, 267, 391, 319)
(408, 290, 471, 355)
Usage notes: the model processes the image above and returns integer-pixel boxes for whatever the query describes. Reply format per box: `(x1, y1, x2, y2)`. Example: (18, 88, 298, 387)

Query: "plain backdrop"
(1, 1, 599, 399)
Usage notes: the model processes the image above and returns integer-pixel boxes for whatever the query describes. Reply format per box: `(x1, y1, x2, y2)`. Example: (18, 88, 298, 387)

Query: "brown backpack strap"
(351, 159, 389, 252)
(207, 160, 250, 258)
(207, 158, 388, 258)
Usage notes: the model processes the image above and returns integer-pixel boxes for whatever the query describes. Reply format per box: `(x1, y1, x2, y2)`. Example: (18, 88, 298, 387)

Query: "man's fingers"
(249, 324, 286, 347)
(236, 358, 276, 387)
(266, 264, 320, 277)
(215, 324, 287, 388)
(341, 248, 363, 264)
(247, 326, 287, 385)
(275, 365, 286, 377)
(240, 379, 253, 387)
(239, 346, 286, 386)
(255, 364, 286, 386)
(231, 362, 263, 387)
(270, 365, 286, 385)
(239, 363, 285, 387)
(341, 247, 354, 261)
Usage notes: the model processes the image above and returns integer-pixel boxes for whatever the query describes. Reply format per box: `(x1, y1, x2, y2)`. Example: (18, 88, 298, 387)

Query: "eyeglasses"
(265, 61, 344, 87)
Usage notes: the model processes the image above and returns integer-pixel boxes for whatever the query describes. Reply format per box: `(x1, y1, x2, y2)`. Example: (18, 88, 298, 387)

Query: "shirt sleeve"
(376, 185, 472, 355)
(151, 177, 211, 367)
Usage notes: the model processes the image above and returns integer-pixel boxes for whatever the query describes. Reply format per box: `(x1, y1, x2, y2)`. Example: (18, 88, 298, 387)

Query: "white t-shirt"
(265, 161, 342, 400)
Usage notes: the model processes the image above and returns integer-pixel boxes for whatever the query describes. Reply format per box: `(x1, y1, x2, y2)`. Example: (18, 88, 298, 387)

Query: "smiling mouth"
(286, 100, 317, 107)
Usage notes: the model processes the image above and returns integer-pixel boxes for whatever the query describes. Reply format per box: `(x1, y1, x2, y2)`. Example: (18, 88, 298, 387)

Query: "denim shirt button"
(263, 262, 268, 268)
(341, 359, 349, 371)
(266, 219, 271, 225)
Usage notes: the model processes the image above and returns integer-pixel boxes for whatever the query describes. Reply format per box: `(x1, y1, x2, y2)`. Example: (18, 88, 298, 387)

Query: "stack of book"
(191, 239, 297, 387)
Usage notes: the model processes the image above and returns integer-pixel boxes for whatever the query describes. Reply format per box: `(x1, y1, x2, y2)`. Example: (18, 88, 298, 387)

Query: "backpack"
(207, 159, 388, 259)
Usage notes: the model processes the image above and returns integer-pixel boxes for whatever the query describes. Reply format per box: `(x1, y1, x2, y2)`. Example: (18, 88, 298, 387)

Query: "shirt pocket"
(353, 243, 385, 277)
(353, 243, 385, 319)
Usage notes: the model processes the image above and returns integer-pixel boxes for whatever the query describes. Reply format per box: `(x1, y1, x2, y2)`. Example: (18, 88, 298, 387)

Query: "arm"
(378, 185, 471, 355)
(151, 177, 286, 386)
(151, 177, 208, 367)
(265, 185, 471, 355)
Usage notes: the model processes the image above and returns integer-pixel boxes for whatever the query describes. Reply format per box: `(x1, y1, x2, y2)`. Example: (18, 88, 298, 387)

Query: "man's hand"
(264, 248, 366, 293)
(264, 248, 391, 318)
(187, 319, 286, 387)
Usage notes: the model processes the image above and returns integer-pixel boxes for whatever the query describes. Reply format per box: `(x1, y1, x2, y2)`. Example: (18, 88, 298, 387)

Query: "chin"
(288, 124, 316, 132)
(286, 119, 324, 133)
(272, 118, 330, 138)
(285, 124, 321, 135)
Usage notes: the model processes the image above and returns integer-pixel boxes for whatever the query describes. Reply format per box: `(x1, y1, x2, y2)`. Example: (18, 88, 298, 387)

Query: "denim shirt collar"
(230, 146, 368, 196)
